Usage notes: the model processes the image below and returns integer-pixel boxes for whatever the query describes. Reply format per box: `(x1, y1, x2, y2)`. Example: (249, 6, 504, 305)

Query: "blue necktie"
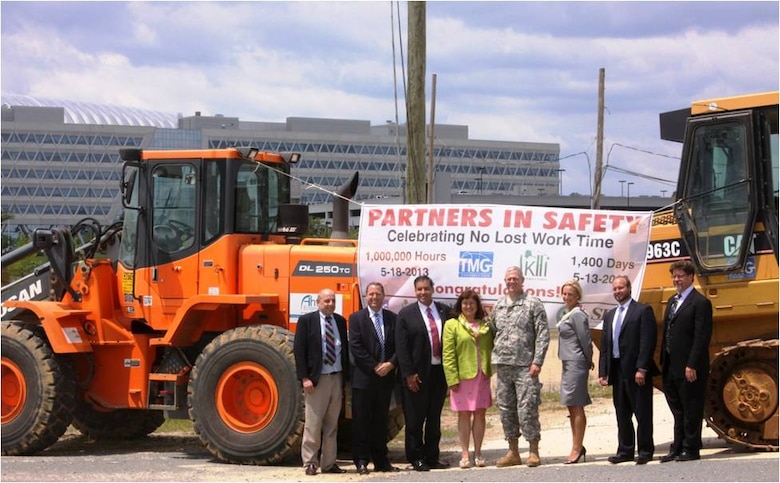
(373, 312, 385, 361)
(612, 305, 625, 358)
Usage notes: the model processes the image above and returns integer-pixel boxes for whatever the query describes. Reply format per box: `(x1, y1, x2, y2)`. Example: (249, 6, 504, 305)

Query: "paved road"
(2, 392, 777, 482)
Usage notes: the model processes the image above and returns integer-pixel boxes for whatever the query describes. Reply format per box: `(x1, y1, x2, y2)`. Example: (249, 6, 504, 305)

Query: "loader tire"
(386, 405, 405, 441)
(1, 321, 75, 455)
(72, 404, 165, 440)
(188, 325, 304, 465)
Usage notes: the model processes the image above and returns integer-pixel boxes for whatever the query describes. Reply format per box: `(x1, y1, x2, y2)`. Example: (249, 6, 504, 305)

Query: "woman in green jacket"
(442, 289, 494, 469)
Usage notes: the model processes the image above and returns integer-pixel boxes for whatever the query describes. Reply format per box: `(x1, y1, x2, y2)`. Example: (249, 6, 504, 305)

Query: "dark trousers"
(611, 358, 655, 458)
(351, 381, 394, 466)
(401, 364, 447, 463)
(663, 368, 707, 454)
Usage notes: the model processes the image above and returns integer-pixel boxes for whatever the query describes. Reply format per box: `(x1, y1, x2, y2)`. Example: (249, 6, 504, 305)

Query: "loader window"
(678, 119, 753, 272)
(235, 163, 267, 233)
(119, 165, 140, 267)
(203, 161, 223, 243)
(152, 164, 196, 252)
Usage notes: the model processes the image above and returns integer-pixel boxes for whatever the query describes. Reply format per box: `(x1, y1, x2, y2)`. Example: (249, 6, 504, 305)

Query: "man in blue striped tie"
(349, 282, 400, 474)
(294, 288, 350, 476)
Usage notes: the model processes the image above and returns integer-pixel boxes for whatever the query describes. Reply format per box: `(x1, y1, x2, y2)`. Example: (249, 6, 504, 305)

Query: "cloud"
(1, 1, 777, 197)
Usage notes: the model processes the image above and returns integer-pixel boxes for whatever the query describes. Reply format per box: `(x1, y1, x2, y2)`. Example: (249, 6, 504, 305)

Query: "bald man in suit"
(599, 275, 660, 465)
(294, 288, 350, 476)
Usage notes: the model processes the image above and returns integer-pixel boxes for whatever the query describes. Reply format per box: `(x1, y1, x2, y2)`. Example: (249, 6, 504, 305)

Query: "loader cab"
(661, 93, 779, 276)
(118, 148, 303, 271)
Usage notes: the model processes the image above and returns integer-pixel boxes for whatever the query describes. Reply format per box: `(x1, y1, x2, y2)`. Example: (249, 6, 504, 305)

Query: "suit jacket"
(557, 307, 593, 363)
(599, 300, 660, 383)
(395, 301, 452, 380)
(348, 307, 398, 389)
(661, 288, 713, 379)
(294, 310, 350, 386)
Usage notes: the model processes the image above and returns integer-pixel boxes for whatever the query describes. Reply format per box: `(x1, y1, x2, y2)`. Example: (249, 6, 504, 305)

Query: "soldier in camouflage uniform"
(488, 266, 550, 467)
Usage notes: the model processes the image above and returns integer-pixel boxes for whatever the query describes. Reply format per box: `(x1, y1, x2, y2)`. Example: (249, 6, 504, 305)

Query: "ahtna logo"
(300, 294, 318, 312)
(458, 251, 494, 278)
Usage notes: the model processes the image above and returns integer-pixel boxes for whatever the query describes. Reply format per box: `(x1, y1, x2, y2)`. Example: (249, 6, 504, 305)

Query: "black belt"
(322, 371, 341, 375)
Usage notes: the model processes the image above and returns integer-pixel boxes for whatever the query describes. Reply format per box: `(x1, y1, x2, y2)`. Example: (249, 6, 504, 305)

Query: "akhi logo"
(458, 251, 494, 278)
(518, 249, 549, 278)
(299, 294, 318, 312)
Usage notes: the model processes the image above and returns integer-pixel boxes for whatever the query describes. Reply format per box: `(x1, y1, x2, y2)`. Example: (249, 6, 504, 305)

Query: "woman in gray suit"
(556, 279, 593, 464)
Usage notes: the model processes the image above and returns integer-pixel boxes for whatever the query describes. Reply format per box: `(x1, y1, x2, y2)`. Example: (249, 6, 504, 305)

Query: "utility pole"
(406, 1, 426, 204)
(427, 73, 437, 203)
(592, 68, 605, 209)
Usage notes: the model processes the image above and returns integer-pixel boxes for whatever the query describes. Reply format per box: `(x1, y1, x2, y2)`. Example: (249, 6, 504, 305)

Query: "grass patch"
(158, 418, 194, 433)
(541, 381, 612, 404)
(152, 382, 612, 441)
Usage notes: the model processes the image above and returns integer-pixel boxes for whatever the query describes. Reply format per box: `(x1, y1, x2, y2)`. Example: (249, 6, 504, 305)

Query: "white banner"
(357, 204, 653, 328)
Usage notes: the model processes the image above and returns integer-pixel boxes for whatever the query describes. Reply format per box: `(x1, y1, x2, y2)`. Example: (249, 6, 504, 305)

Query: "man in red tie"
(395, 275, 452, 471)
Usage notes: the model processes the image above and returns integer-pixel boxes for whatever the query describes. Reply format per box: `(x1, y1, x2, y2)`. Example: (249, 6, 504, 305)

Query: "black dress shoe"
(356, 462, 370, 475)
(323, 464, 347, 474)
(608, 454, 634, 464)
(635, 455, 652, 465)
(304, 464, 317, 476)
(659, 452, 679, 463)
(675, 451, 700, 462)
(426, 460, 450, 469)
(376, 464, 400, 472)
(411, 460, 430, 472)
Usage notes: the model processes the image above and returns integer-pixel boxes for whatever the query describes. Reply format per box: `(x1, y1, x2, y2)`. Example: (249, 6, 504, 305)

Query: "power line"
(606, 141, 679, 160)
(604, 164, 676, 186)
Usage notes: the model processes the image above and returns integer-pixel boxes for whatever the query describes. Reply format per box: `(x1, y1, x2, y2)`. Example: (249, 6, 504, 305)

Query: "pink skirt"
(449, 368, 492, 411)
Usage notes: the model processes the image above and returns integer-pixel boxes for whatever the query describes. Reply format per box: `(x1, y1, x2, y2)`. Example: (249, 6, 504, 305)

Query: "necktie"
(426, 307, 441, 359)
(612, 305, 625, 358)
(373, 312, 385, 360)
(670, 294, 680, 315)
(324, 316, 336, 365)
(665, 295, 679, 352)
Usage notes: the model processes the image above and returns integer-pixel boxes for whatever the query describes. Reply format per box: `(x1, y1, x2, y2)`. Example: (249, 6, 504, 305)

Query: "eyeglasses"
(505, 277, 521, 282)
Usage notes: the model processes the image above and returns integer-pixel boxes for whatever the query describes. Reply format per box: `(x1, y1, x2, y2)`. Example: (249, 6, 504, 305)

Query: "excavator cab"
(661, 93, 779, 276)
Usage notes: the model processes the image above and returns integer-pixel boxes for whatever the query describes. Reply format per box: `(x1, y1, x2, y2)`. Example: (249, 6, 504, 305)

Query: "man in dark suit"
(599, 275, 660, 465)
(660, 260, 713, 462)
(349, 282, 400, 475)
(293, 288, 350, 476)
(395, 275, 452, 471)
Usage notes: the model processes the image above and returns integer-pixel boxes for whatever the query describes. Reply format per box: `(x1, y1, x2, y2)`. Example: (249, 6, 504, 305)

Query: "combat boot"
(526, 440, 541, 467)
(495, 438, 522, 467)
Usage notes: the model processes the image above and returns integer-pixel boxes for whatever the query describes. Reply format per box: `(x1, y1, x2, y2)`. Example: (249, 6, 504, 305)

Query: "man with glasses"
(660, 261, 713, 462)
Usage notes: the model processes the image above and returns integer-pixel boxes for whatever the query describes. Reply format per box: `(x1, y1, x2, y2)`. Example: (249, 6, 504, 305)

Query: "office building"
(1, 93, 561, 234)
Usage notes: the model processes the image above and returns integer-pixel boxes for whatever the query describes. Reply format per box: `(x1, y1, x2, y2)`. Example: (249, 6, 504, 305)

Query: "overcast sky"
(2, 1, 778, 198)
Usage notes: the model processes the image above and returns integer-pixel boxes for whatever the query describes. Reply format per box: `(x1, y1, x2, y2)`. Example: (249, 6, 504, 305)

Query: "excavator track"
(705, 339, 779, 451)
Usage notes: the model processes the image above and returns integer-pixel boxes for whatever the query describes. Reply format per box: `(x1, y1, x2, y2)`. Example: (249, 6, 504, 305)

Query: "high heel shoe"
(564, 447, 587, 464)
